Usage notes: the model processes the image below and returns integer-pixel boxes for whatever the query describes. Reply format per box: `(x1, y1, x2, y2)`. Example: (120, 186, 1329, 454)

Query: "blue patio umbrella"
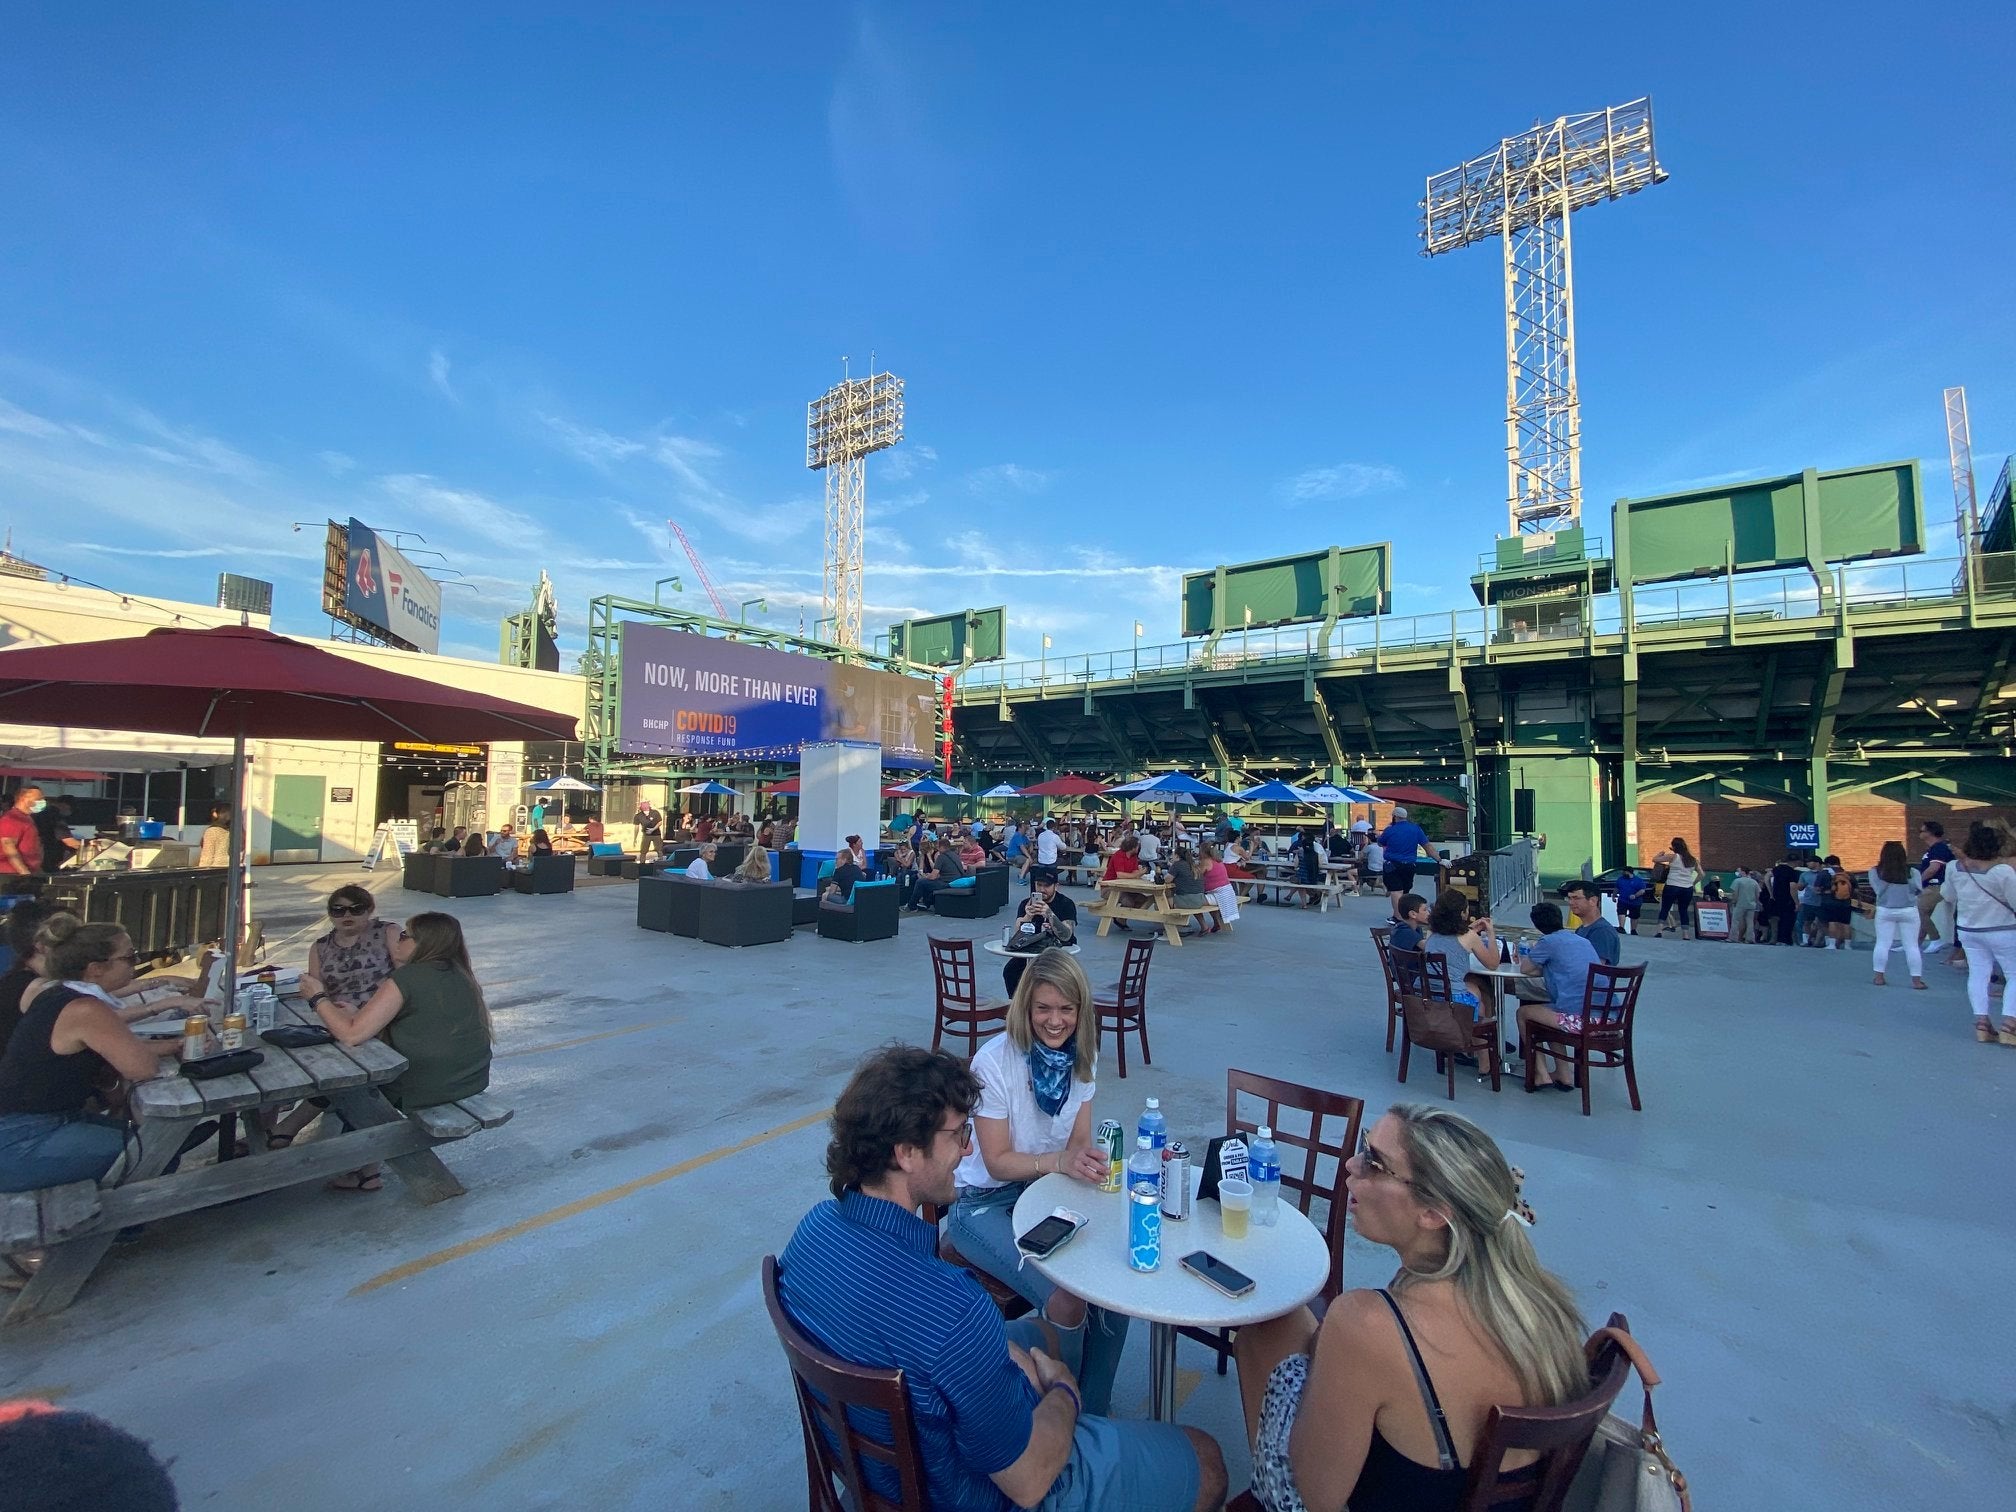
(524, 775, 601, 792)
(888, 776, 969, 797)
(1236, 780, 1313, 803)
(1302, 783, 1378, 805)
(1104, 772, 1238, 801)
(976, 782, 1023, 799)
(675, 780, 740, 796)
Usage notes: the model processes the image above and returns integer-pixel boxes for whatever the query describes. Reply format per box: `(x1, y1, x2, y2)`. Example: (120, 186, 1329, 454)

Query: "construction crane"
(666, 518, 730, 620)
(1421, 98, 1667, 540)
(1945, 386, 1980, 561)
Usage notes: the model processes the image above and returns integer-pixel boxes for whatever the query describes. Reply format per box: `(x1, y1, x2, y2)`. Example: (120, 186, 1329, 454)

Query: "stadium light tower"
(1421, 97, 1667, 539)
(807, 363, 905, 648)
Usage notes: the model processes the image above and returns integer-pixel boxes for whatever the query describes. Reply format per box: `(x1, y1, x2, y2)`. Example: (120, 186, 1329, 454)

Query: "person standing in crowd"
(32, 797, 80, 875)
(634, 797, 663, 858)
(1612, 865, 1648, 936)
(777, 1044, 1226, 1512)
(1818, 854, 1856, 951)
(1651, 837, 1701, 939)
(528, 798, 546, 835)
(1559, 880, 1622, 965)
(1729, 865, 1761, 944)
(1946, 823, 2016, 1045)
(1377, 805, 1430, 921)
(1867, 840, 1925, 989)
(1515, 902, 1602, 1091)
(1766, 854, 1802, 945)
(1234, 1104, 1584, 1512)
(0, 787, 44, 881)
(1916, 819, 1956, 956)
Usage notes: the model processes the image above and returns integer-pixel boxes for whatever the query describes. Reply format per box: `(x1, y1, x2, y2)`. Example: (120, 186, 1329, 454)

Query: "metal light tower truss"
(807, 369, 904, 648)
(1422, 97, 1667, 537)
(1945, 386, 1979, 557)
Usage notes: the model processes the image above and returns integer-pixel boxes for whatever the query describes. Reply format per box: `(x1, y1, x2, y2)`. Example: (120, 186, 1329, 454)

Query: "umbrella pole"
(219, 723, 246, 1019)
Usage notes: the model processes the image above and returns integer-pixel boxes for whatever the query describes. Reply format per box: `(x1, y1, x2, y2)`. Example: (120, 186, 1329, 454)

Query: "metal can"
(1097, 1119, 1124, 1193)
(1161, 1141, 1191, 1220)
(220, 1012, 247, 1053)
(182, 1014, 210, 1061)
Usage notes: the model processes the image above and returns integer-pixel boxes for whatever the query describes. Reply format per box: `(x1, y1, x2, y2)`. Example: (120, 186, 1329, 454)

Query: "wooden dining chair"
(763, 1256, 931, 1512)
(1180, 1068, 1365, 1375)
(1370, 927, 1402, 1051)
(920, 1199, 1035, 1323)
(1091, 935, 1156, 1077)
(1522, 962, 1648, 1116)
(1392, 948, 1503, 1099)
(1228, 1312, 1638, 1512)
(927, 937, 1009, 1060)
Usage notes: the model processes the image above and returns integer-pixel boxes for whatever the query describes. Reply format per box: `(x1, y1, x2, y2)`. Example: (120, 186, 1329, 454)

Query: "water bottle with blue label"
(1249, 1125, 1281, 1227)
(1138, 1096, 1169, 1204)
(1127, 1135, 1163, 1272)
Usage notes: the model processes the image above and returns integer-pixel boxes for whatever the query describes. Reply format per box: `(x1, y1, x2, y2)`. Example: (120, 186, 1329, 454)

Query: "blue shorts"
(1001, 1316, 1197, 1510)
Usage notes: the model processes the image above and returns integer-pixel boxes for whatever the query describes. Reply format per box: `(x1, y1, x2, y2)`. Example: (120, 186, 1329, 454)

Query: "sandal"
(1871, 973, 1885, 986)
(2000, 1025, 2016, 1047)
(327, 1172, 384, 1193)
(1977, 1019, 1996, 1043)
(1910, 978, 1926, 990)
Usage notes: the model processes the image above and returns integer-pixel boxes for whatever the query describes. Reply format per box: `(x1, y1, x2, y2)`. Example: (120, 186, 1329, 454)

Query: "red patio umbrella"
(0, 624, 578, 1007)
(1369, 784, 1466, 812)
(761, 778, 801, 795)
(1018, 774, 1108, 798)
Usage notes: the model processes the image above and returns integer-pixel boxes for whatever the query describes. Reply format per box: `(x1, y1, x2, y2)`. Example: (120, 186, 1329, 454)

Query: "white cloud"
(376, 473, 544, 540)
(880, 443, 937, 482)
(428, 348, 456, 402)
(538, 412, 646, 469)
(965, 463, 1054, 495)
(1282, 462, 1404, 501)
(316, 449, 356, 476)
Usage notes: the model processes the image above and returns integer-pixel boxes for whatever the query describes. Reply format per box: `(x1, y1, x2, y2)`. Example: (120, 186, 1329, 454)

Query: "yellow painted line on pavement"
(350, 1105, 833, 1297)
(494, 1020, 673, 1058)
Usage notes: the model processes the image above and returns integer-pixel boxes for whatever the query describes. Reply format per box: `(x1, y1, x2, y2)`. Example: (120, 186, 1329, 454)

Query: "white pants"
(1205, 884, 1241, 924)
(1961, 928, 2016, 1021)
(1870, 907, 1922, 978)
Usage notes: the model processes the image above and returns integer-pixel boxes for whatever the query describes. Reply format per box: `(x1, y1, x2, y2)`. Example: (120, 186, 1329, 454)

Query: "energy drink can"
(1097, 1119, 1124, 1192)
(1161, 1141, 1191, 1220)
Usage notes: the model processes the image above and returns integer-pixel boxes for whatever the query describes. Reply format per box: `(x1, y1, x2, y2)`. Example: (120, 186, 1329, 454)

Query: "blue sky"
(1, 3, 2010, 665)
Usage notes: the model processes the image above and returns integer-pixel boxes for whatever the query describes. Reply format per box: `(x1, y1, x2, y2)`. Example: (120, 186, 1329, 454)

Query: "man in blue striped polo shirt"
(778, 1045, 1225, 1511)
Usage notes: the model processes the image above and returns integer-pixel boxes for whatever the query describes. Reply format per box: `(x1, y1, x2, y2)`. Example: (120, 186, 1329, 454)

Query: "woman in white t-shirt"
(943, 949, 1131, 1413)
(1948, 822, 2016, 1045)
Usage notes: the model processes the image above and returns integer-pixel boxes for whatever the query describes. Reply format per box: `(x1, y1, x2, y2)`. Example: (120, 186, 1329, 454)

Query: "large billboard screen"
(889, 606, 1006, 667)
(343, 519, 443, 654)
(1180, 544, 1391, 637)
(617, 624, 937, 768)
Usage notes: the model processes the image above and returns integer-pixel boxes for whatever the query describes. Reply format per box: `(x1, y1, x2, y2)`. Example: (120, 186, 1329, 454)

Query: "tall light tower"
(1422, 98, 1667, 540)
(806, 364, 904, 648)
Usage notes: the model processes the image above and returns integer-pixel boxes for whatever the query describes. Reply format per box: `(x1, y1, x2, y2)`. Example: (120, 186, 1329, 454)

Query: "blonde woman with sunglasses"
(1234, 1104, 1586, 1512)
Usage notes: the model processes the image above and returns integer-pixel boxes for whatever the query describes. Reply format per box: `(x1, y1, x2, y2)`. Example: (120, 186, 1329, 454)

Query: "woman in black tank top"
(0, 925, 186, 1195)
(1234, 1105, 1590, 1512)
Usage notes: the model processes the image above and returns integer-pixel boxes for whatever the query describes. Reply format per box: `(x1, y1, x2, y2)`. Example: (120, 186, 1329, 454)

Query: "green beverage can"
(1097, 1119, 1125, 1192)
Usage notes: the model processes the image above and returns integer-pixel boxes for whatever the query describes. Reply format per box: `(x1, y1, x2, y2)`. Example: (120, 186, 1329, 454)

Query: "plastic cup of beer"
(1218, 1178, 1252, 1240)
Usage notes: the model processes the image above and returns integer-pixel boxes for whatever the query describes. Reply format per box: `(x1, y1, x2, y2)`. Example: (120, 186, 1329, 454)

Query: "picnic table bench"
(1236, 860, 1352, 911)
(2, 993, 512, 1324)
(1084, 877, 1215, 947)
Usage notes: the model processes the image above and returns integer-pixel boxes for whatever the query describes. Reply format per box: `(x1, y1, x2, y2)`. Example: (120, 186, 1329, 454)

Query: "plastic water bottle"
(1127, 1135, 1163, 1272)
(1137, 1097, 1167, 1153)
(1249, 1125, 1281, 1227)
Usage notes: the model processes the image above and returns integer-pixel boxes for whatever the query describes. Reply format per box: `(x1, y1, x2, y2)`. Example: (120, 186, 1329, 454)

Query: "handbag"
(1400, 991, 1472, 1056)
(1564, 1327, 1691, 1512)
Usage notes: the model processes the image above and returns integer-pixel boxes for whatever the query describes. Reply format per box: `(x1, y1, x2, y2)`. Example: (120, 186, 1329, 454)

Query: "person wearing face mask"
(0, 787, 47, 880)
(942, 949, 1132, 1417)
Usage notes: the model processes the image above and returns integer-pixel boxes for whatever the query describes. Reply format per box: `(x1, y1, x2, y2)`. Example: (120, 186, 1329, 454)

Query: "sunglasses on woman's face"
(328, 903, 370, 918)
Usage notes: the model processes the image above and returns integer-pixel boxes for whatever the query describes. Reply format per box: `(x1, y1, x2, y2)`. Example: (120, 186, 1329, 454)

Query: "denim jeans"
(949, 1184, 1131, 1416)
(0, 1111, 128, 1192)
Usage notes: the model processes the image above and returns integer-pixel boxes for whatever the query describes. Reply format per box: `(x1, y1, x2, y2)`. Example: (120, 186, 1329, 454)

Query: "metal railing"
(955, 550, 2016, 695)
(1487, 840, 1541, 919)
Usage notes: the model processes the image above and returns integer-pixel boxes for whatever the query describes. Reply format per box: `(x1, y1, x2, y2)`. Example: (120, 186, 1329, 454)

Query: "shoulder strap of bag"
(1952, 863, 2016, 921)
(1585, 1325, 1692, 1510)
(1377, 1288, 1458, 1471)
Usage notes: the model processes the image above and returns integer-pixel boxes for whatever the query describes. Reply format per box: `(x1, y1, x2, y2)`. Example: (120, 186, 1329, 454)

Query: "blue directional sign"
(1785, 822, 1820, 850)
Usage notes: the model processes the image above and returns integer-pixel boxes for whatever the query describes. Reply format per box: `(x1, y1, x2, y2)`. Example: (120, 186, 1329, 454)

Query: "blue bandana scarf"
(1028, 1037, 1076, 1118)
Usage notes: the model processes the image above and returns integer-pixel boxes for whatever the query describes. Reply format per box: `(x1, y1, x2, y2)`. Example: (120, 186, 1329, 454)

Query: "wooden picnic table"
(1085, 876, 1213, 947)
(4, 992, 505, 1324)
(1237, 857, 1355, 911)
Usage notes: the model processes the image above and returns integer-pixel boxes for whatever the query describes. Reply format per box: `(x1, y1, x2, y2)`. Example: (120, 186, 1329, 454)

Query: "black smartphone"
(1016, 1214, 1083, 1259)
(1180, 1250, 1256, 1298)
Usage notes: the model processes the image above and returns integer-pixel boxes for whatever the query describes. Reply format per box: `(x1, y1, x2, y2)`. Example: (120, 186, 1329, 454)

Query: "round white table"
(981, 940, 1081, 958)
(1012, 1170, 1330, 1421)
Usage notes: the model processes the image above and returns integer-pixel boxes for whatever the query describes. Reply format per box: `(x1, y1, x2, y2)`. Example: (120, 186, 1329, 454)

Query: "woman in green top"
(313, 912, 493, 1192)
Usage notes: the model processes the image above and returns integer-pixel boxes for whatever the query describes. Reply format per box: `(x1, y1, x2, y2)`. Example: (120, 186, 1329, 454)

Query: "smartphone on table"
(1016, 1212, 1086, 1259)
(1180, 1250, 1255, 1298)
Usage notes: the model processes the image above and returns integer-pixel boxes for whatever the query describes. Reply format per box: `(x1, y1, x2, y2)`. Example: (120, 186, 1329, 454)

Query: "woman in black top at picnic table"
(1234, 1104, 1587, 1512)
(309, 911, 493, 1193)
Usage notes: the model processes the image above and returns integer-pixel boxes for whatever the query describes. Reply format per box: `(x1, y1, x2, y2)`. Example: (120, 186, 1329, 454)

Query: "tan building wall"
(0, 577, 588, 865)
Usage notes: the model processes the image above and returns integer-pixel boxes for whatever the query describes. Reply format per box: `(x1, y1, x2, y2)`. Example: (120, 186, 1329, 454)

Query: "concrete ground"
(1, 863, 2009, 1510)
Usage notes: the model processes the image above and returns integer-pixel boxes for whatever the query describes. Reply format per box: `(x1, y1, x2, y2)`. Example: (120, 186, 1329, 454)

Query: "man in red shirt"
(0, 785, 45, 877)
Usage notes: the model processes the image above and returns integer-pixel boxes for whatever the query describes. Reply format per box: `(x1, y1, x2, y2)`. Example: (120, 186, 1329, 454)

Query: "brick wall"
(1638, 795, 2016, 870)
